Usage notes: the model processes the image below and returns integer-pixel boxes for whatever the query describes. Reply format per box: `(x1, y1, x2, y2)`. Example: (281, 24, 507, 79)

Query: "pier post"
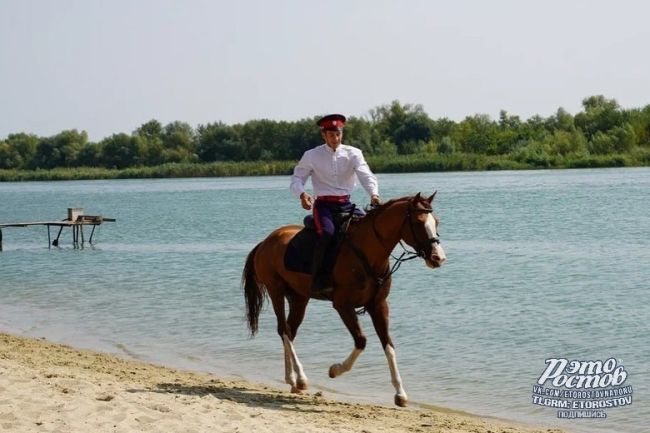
(0, 229, 3, 251)
(53, 226, 64, 247)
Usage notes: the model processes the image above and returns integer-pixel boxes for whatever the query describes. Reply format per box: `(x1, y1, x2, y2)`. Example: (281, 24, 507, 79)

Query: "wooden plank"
(0, 214, 115, 250)
(0, 219, 115, 228)
(0, 222, 74, 228)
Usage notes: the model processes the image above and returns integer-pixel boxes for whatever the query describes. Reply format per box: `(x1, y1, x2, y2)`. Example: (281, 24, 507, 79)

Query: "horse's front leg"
(330, 303, 366, 378)
(368, 299, 408, 407)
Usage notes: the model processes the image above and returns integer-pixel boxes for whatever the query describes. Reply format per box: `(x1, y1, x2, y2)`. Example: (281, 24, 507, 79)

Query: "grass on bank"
(1, 150, 649, 182)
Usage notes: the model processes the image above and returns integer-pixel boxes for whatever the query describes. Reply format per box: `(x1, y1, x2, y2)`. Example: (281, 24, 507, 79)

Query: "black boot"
(310, 233, 334, 295)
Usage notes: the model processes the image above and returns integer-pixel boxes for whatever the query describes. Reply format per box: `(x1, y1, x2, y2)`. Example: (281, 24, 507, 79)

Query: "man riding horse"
(290, 114, 381, 295)
(244, 114, 446, 406)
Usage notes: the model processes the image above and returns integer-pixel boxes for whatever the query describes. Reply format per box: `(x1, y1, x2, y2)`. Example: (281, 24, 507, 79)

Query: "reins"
(345, 199, 437, 292)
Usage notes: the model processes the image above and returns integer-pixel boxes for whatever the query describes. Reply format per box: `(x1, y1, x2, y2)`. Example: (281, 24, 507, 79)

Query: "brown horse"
(241, 192, 446, 406)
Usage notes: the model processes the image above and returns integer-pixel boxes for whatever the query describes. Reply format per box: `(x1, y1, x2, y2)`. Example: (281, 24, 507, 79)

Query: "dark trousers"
(313, 200, 354, 237)
(310, 199, 354, 292)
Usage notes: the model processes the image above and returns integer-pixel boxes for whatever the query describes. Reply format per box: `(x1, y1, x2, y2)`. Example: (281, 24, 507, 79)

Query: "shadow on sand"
(127, 382, 336, 414)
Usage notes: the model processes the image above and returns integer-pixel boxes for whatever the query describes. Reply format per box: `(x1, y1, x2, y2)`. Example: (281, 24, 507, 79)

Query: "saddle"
(284, 207, 366, 274)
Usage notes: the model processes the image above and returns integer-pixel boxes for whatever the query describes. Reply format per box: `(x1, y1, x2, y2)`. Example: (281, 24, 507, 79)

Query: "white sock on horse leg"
(329, 347, 363, 378)
(385, 344, 408, 404)
(283, 334, 308, 389)
(282, 334, 297, 387)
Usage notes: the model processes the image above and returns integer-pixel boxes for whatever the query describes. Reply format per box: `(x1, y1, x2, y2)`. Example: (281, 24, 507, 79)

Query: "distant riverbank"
(1, 151, 648, 181)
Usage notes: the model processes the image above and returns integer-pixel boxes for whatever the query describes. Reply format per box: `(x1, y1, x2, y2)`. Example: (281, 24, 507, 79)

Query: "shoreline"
(0, 332, 565, 433)
(1, 159, 647, 183)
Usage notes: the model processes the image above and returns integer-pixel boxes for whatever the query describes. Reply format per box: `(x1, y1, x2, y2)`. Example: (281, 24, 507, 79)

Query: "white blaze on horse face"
(425, 213, 446, 263)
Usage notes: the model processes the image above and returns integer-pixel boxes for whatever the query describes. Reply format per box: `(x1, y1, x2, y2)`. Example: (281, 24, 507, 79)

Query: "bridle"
(348, 199, 440, 291)
(404, 204, 440, 258)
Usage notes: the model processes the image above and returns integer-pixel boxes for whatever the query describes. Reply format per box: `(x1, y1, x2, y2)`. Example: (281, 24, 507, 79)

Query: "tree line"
(1, 95, 649, 171)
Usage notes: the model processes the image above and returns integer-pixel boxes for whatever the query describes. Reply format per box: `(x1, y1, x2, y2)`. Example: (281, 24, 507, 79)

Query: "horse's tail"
(242, 242, 266, 336)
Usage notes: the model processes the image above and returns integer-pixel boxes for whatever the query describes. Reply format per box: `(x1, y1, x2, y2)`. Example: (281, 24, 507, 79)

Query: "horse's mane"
(362, 195, 421, 219)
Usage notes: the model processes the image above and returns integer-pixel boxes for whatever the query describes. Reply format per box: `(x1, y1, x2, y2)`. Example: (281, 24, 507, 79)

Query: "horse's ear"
(427, 191, 437, 203)
(414, 192, 422, 201)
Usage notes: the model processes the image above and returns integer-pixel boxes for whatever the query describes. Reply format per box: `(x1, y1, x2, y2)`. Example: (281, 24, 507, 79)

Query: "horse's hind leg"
(287, 292, 310, 390)
(368, 299, 408, 407)
(268, 284, 308, 393)
(329, 303, 366, 378)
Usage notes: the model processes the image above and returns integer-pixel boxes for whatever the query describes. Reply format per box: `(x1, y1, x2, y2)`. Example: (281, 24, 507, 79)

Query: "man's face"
(322, 130, 343, 149)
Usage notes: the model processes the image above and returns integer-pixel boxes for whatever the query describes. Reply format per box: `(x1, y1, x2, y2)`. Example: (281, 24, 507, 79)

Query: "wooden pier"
(0, 208, 115, 251)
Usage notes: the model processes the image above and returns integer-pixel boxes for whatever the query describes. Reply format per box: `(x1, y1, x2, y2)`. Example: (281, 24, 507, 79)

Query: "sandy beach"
(0, 332, 564, 433)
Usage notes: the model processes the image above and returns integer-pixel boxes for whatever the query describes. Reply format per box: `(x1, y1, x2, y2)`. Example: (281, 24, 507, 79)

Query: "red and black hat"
(317, 114, 346, 131)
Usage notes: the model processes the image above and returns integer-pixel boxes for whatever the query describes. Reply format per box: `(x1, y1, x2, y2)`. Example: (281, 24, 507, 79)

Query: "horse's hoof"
(296, 378, 309, 391)
(394, 394, 409, 407)
(290, 385, 303, 394)
(328, 364, 341, 378)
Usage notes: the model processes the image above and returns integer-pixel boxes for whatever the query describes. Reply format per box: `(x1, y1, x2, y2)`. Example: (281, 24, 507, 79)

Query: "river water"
(1, 168, 648, 433)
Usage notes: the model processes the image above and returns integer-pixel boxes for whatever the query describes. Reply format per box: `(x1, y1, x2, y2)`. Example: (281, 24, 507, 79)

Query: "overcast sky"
(1, 0, 649, 141)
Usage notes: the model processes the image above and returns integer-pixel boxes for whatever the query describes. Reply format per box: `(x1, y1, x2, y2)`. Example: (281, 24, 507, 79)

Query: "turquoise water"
(0, 168, 648, 433)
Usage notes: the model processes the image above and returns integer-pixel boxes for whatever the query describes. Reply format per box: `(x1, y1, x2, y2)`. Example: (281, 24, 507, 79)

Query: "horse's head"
(401, 192, 447, 269)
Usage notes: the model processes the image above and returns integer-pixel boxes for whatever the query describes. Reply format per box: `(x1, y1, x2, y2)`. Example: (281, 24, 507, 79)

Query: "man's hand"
(300, 192, 314, 210)
(371, 194, 381, 206)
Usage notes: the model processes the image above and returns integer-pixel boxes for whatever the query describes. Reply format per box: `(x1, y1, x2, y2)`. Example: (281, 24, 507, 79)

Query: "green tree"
(196, 122, 244, 161)
(0, 133, 39, 169)
(588, 131, 614, 155)
(134, 119, 165, 165)
(575, 95, 624, 138)
(498, 110, 522, 130)
(546, 107, 575, 132)
(161, 121, 196, 163)
(430, 118, 456, 142)
(342, 116, 375, 154)
(547, 129, 588, 155)
(284, 118, 321, 159)
(626, 105, 650, 146)
(519, 115, 549, 143)
(0, 141, 15, 169)
(29, 130, 88, 169)
(609, 123, 637, 152)
(100, 133, 146, 168)
(370, 101, 434, 154)
(454, 114, 498, 154)
(76, 143, 102, 167)
(235, 119, 291, 160)
(135, 119, 163, 141)
(437, 136, 456, 154)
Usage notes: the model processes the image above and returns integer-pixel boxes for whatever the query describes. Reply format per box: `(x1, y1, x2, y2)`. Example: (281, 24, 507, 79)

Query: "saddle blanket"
(283, 209, 365, 274)
(284, 226, 321, 274)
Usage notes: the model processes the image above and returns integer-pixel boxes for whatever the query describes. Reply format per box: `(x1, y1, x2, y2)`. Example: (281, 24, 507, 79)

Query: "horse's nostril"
(430, 254, 445, 265)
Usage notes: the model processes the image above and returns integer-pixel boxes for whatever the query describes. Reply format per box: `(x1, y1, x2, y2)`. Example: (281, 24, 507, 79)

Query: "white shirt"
(290, 144, 379, 198)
